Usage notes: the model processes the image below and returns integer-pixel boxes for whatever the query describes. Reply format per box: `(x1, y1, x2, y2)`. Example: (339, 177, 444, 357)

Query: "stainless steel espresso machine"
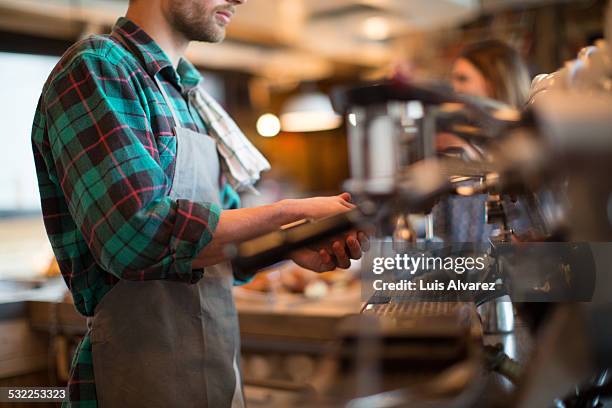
(229, 3, 612, 406)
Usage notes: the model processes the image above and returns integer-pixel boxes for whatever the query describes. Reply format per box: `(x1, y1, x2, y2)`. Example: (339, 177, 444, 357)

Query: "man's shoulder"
(43, 34, 137, 92)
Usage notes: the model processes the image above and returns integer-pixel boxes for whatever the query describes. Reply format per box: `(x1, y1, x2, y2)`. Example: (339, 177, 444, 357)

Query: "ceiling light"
(256, 113, 281, 137)
(362, 16, 391, 41)
(280, 92, 342, 132)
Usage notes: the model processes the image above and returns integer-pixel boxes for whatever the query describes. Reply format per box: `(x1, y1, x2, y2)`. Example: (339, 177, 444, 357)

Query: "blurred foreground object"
(227, 3, 612, 406)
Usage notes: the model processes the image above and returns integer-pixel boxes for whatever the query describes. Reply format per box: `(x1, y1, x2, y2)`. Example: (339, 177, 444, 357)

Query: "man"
(31, 0, 368, 406)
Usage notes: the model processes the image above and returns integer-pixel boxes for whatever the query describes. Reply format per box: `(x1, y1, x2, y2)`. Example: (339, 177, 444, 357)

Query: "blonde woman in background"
(437, 39, 531, 242)
(451, 39, 531, 108)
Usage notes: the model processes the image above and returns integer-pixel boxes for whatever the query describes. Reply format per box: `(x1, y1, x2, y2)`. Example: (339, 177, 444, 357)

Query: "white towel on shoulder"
(190, 85, 270, 193)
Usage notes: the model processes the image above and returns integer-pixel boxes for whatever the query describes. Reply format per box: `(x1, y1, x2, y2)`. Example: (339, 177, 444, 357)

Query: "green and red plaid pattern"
(32, 17, 239, 407)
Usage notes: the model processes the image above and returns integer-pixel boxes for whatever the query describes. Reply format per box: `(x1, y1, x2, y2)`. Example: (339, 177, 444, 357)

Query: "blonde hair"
(460, 40, 531, 108)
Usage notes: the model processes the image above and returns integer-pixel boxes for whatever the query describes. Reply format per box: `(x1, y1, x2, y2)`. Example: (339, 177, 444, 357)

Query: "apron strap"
(154, 76, 183, 129)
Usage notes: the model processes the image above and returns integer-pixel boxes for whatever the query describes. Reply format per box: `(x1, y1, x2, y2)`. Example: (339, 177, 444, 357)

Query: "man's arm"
(193, 194, 367, 270)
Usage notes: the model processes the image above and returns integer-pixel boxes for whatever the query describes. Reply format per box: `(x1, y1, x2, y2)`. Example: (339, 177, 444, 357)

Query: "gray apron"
(90, 76, 245, 408)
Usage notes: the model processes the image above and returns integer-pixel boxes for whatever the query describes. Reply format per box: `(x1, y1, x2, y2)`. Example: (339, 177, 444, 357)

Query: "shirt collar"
(177, 58, 204, 91)
(111, 17, 202, 92)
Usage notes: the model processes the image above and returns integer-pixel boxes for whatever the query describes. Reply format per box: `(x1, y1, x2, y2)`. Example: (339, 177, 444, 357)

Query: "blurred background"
(0, 0, 607, 277)
(0, 0, 609, 405)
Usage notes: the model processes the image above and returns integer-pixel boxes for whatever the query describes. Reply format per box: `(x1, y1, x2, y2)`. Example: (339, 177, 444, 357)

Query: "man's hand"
(290, 231, 370, 272)
(290, 247, 337, 272)
(195, 192, 369, 269)
(283, 192, 355, 220)
(285, 192, 370, 272)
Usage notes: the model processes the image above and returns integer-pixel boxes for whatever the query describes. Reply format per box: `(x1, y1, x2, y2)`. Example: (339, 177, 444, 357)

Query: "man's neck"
(125, 5, 189, 67)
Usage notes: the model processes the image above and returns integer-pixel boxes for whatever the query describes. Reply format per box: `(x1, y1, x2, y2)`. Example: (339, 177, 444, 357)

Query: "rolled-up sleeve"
(42, 52, 219, 282)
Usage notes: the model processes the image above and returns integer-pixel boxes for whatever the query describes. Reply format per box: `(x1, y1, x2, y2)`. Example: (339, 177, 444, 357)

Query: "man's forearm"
(192, 199, 304, 268)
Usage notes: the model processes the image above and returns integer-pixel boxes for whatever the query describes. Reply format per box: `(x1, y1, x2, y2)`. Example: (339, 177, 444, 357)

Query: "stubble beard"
(167, 0, 226, 43)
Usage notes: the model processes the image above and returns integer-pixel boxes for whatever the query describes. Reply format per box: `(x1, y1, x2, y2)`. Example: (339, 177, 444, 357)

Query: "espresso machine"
(229, 3, 612, 404)
(231, 80, 541, 406)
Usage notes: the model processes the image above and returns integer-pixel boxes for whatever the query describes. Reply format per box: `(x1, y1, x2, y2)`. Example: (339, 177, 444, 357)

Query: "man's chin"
(212, 32, 226, 43)
(194, 28, 225, 43)
(212, 26, 226, 42)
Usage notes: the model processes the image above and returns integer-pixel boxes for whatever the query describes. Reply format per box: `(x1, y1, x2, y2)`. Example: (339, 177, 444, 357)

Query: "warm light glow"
(280, 91, 342, 132)
(256, 113, 281, 137)
(280, 112, 342, 132)
(362, 17, 391, 41)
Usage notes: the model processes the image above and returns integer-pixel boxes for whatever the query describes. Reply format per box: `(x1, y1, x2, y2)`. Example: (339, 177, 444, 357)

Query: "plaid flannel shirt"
(31, 17, 240, 407)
